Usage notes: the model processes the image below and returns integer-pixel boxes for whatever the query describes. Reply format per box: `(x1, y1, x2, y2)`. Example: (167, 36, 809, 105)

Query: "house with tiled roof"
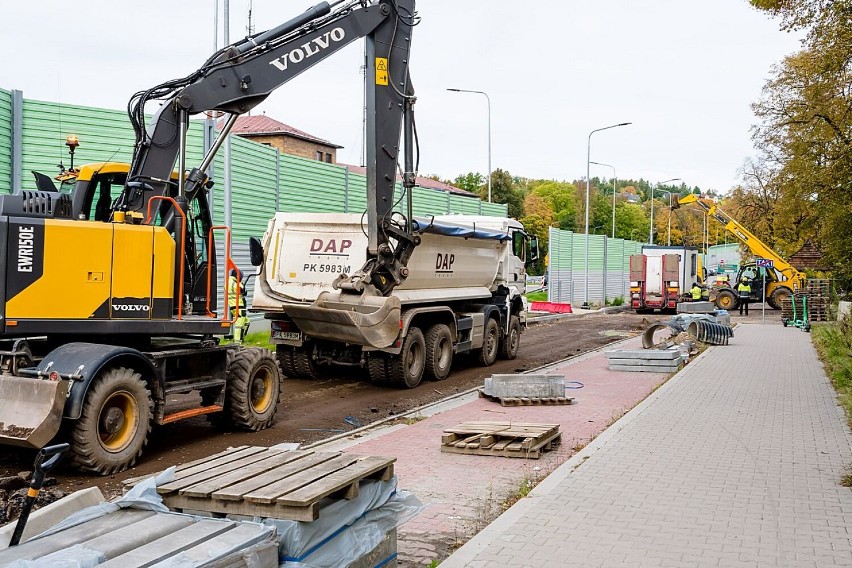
(227, 115, 342, 163)
(342, 164, 474, 197)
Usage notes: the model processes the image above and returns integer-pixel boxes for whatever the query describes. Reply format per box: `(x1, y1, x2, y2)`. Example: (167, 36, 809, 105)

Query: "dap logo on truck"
(435, 253, 455, 275)
(309, 239, 353, 256)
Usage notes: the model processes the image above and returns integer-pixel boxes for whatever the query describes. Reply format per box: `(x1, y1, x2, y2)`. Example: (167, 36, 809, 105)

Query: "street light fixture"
(590, 161, 617, 239)
(649, 178, 680, 245)
(447, 88, 492, 202)
(583, 122, 631, 309)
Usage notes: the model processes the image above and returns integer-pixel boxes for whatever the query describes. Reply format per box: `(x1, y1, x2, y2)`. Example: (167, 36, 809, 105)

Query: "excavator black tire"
(478, 318, 500, 367)
(499, 315, 521, 360)
(768, 286, 792, 310)
(715, 289, 738, 311)
(69, 367, 152, 475)
(276, 344, 322, 379)
(389, 326, 426, 388)
(224, 348, 282, 431)
(424, 323, 453, 381)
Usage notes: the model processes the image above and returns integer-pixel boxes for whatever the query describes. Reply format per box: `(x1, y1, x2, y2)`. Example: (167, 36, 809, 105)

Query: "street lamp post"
(583, 122, 631, 309)
(589, 161, 617, 239)
(447, 88, 491, 202)
(649, 178, 680, 245)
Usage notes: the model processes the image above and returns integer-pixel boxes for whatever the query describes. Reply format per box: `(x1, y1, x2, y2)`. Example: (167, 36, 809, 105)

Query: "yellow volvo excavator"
(673, 194, 806, 310)
(0, 0, 419, 474)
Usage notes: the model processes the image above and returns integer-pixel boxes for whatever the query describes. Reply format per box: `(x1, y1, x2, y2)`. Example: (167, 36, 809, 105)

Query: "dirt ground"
(0, 309, 748, 520)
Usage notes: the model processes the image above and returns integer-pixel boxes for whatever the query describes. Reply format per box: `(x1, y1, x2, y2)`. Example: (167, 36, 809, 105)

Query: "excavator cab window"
(83, 172, 127, 222)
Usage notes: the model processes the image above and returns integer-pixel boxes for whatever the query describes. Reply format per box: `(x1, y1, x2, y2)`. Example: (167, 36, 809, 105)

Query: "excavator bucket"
(284, 291, 402, 349)
(0, 377, 69, 449)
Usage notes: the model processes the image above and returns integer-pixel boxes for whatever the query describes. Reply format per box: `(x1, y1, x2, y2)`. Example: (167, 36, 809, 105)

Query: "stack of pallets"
(440, 421, 561, 459)
(123, 446, 395, 522)
(805, 279, 831, 322)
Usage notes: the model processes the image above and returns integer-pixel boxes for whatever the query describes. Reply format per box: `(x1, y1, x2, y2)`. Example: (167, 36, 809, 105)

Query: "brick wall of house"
(240, 134, 337, 163)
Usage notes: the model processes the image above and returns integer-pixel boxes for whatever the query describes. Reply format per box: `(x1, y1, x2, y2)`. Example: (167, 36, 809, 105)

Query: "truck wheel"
(225, 348, 282, 431)
(424, 324, 453, 381)
(715, 290, 737, 311)
(769, 287, 792, 310)
(70, 367, 152, 475)
(499, 315, 521, 360)
(276, 345, 321, 379)
(478, 318, 500, 367)
(368, 354, 391, 383)
(389, 327, 426, 388)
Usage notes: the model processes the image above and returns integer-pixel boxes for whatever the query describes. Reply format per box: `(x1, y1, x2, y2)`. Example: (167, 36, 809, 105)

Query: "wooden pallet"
(122, 446, 395, 522)
(478, 389, 575, 407)
(440, 421, 561, 459)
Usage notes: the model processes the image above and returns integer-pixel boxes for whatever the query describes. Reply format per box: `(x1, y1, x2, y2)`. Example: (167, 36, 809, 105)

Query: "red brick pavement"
(340, 337, 671, 566)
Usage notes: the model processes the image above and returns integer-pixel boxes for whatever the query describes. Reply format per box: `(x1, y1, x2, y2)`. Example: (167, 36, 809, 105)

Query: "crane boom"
(673, 194, 805, 290)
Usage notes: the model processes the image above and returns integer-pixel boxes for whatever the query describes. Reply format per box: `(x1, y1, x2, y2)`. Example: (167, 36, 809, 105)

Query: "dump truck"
(672, 195, 805, 310)
(629, 246, 702, 312)
(0, 0, 420, 473)
(251, 212, 538, 387)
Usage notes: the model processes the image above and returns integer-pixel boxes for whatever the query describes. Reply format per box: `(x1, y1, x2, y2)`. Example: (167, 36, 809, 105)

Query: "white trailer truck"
(629, 245, 701, 312)
(251, 213, 538, 388)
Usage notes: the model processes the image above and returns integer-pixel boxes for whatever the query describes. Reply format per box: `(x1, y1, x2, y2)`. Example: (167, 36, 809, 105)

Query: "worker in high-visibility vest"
(228, 268, 249, 342)
(690, 283, 703, 301)
(737, 278, 752, 316)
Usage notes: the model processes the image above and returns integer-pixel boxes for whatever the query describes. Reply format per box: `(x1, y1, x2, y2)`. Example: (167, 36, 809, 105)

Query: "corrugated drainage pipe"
(687, 320, 733, 345)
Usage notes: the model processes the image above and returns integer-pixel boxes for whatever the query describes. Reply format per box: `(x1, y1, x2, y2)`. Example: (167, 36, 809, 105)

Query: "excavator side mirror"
(249, 236, 264, 266)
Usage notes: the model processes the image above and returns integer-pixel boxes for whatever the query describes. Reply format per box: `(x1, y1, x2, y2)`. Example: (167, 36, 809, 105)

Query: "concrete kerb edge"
(304, 332, 642, 451)
(443, 341, 718, 565)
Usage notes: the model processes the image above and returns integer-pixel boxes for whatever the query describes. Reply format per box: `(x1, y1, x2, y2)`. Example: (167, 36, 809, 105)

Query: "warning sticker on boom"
(375, 57, 389, 85)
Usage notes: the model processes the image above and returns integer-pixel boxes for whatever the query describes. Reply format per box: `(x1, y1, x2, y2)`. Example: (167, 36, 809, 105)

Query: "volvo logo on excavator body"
(269, 27, 346, 72)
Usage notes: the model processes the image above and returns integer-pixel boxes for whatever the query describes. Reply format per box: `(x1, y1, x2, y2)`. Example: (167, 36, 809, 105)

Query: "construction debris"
(676, 301, 716, 314)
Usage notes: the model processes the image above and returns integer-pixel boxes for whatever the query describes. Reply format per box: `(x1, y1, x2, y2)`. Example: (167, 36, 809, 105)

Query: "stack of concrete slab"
(677, 301, 716, 314)
(481, 374, 574, 405)
(605, 347, 686, 373)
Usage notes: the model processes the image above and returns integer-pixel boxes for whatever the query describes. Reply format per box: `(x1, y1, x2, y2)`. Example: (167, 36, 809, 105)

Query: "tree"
(529, 180, 577, 231)
(482, 169, 525, 219)
(749, 0, 852, 287)
(451, 172, 485, 194)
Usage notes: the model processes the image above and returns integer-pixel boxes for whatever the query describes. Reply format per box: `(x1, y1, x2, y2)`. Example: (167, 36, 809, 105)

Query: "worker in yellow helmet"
(737, 278, 752, 316)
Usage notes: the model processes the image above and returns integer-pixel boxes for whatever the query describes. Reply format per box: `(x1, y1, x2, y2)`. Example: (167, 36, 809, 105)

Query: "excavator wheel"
(424, 324, 453, 381)
(499, 315, 521, 360)
(389, 326, 426, 388)
(69, 367, 152, 475)
(715, 289, 737, 311)
(224, 348, 282, 431)
(276, 344, 322, 380)
(478, 318, 500, 367)
(768, 287, 792, 310)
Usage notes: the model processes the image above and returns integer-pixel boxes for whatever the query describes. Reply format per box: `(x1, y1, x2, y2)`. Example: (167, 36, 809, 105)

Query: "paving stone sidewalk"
(319, 335, 670, 566)
(442, 324, 852, 567)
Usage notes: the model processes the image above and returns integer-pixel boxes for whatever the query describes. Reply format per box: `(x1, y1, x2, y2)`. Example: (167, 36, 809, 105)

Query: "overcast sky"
(0, 0, 801, 194)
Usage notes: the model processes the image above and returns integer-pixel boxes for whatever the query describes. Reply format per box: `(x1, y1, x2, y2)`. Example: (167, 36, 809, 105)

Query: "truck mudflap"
(284, 290, 401, 349)
(0, 376, 69, 448)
